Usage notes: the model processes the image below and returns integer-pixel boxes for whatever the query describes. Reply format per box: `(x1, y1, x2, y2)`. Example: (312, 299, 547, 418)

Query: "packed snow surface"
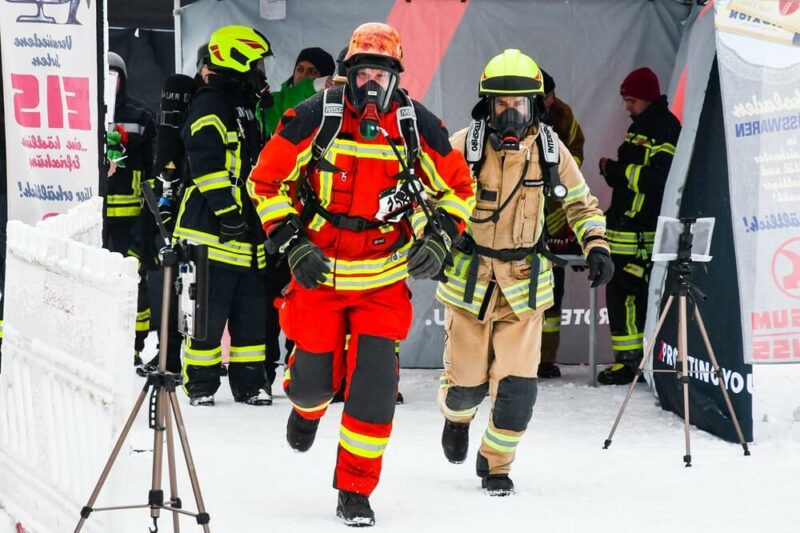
(4, 364, 799, 532)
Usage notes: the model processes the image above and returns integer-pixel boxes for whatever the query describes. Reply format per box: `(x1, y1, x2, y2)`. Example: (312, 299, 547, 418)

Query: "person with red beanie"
(597, 67, 681, 385)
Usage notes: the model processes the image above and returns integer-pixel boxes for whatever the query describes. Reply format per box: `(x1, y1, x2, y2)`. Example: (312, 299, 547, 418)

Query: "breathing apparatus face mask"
(347, 63, 399, 140)
(488, 95, 535, 151)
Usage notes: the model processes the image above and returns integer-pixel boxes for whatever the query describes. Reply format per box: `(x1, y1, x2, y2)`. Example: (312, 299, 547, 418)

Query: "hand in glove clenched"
(287, 238, 331, 289)
(407, 209, 460, 280)
(586, 248, 614, 288)
(407, 232, 453, 280)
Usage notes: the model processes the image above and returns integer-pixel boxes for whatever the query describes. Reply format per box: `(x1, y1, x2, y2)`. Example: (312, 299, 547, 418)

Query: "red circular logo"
(772, 237, 800, 300)
(780, 0, 800, 15)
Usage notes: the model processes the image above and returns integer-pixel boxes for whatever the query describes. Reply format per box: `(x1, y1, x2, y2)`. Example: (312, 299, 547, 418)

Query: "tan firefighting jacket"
(436, 126, 609, 318)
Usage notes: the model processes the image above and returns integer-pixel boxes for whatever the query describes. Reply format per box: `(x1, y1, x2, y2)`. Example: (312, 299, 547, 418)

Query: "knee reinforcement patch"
(345, 335, 398, 424)
(287, 348, 334, 409)
(445, 383, 489, 412)
(492, 376, 538, 432)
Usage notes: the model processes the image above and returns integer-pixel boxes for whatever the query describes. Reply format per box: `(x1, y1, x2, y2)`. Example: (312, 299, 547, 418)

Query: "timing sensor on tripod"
(652, 216, 715, 263)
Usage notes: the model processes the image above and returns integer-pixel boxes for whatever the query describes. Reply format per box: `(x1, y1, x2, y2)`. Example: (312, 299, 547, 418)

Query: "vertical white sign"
(0, 0, 100, 224)
(260, 0, 287, 21)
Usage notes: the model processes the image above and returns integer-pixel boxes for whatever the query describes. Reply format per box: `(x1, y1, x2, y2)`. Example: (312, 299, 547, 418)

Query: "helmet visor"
(253, 56, 269, 77)
(347, 65, 399, 112)
(489, 95, 533, 132)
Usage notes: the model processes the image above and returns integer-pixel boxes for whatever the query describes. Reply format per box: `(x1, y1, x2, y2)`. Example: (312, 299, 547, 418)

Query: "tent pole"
(173, 0, 182, 73)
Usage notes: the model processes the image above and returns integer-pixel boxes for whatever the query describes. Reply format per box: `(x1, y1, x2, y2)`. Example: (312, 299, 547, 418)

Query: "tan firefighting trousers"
(439, 286, 542, 475)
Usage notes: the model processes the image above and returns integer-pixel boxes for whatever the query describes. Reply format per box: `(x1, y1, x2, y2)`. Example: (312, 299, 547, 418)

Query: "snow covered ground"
(5, 359, 798, 533)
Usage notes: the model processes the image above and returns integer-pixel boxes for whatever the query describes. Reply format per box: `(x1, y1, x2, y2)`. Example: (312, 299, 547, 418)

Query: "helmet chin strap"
(359, 102, 381, 140)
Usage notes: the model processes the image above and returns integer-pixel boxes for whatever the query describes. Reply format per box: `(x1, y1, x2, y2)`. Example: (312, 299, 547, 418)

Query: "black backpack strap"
(297, 86, 345, 219)
(464, 118, 487, 178)
(536, 123, 565, 199)
(396, 90, 420, 169)
(310, 85, 346, 167)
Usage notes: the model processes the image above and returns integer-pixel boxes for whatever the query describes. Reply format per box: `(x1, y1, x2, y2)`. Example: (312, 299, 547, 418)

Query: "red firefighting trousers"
(280, 280, 412, 496)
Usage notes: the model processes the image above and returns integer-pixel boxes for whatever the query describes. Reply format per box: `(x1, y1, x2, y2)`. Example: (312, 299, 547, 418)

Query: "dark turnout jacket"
(603, 95, 681, 233)
(175, 74, 267, 270)
(108, 76, 156, 219)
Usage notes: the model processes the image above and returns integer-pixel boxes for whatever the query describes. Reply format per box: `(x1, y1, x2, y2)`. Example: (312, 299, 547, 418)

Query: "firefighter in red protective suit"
(247, 22, 475, 527)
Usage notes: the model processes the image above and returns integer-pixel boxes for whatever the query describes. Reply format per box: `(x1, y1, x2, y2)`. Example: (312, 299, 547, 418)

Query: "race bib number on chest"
(375, 179, 425, 223)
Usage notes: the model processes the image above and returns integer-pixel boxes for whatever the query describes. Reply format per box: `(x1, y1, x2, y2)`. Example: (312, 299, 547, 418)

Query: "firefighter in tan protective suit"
(435, 50, 614, 496)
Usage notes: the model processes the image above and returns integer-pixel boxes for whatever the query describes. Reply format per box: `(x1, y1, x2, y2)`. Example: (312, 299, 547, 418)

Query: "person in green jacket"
(259, 47, 335, 135)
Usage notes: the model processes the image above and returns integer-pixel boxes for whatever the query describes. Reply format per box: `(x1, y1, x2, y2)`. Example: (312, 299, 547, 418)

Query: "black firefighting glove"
(407, 232, 451, 280)
(286, 238, 331, 289)
(586, 247, 614, 288)
(407, 210, 458, 280)
(602, 159, 627, 188)
(219, 211, 250, 243)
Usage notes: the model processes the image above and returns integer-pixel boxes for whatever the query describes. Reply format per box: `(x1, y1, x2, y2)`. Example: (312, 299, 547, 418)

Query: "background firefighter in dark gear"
(133, 48, 213, 378)
(105, 51, 157, 369)
(598, 67, 681, 385)
(248, 22, 475, 527)
(174, 25, 274, 407)
(439, 50, 613, 496)
(538, 69, 587, 379)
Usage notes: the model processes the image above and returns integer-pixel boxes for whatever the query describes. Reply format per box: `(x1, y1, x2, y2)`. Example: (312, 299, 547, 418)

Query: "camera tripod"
(602, 226, 750, 467)
(75, 184, 211, 532)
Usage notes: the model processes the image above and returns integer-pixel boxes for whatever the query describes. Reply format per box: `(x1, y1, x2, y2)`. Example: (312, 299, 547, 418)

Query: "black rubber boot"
(286, 410, 319, 452)
(476, 450, 489, 480)
(597, 362, 638, 385)
(537, 361, 562, 379)
(336, 490, 375, 527)
(476, 452, 515, 496)
(442, 420, 469, 464)
(483, 474, 515, 496)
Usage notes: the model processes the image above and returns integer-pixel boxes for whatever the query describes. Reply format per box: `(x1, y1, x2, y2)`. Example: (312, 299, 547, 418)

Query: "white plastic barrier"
(0, 198, 139, 533)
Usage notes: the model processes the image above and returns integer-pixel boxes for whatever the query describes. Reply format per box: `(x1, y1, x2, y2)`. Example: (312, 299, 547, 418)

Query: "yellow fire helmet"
(207, 25, 273, 74)
(479, 49, 543, 96)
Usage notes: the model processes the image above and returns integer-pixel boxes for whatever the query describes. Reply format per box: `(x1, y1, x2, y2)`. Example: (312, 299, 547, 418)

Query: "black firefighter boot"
(598, 350, 643, 385)
(336, 490, 375, 527)
(286, 410, 320, 452)
(441, 420, 470, 463)
(476, 452, 515, 497)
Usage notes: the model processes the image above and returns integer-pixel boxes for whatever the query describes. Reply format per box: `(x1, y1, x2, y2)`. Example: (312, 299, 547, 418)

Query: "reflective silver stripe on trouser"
(482, 427, 522, 453)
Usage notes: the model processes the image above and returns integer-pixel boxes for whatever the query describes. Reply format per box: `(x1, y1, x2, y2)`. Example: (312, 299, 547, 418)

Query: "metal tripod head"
(669, 218, 707, 303)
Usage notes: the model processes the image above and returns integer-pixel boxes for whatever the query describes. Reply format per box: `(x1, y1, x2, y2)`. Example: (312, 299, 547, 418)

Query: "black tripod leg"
(74, 384, 151, 532)
(164, 399, 182, 531)
(678, 295, 692, 467)
(168, 391, 211, 532)
(693, 305, 751, 456)
(604, 294, 675, 449)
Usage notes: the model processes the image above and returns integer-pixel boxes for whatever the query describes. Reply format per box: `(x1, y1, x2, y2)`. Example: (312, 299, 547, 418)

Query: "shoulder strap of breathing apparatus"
(464, 120, 565, 226)
(297, 86, 421, 229)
